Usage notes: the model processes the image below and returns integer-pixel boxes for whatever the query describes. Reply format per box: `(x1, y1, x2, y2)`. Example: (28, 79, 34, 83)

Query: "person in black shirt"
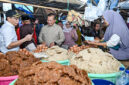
(92, 22, 101, 39)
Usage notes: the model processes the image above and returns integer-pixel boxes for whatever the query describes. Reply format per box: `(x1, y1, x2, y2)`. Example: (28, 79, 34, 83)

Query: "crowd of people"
(0, 10, 129, 63)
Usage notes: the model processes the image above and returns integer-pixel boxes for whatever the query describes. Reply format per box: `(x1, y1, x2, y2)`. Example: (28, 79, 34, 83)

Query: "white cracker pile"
(70, 48, 121, 74)
(44, 46, 73, 61)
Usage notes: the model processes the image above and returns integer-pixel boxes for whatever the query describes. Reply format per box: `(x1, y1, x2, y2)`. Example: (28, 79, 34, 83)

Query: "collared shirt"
(0, 21, 19, 53)
(39, 24, 65, 46)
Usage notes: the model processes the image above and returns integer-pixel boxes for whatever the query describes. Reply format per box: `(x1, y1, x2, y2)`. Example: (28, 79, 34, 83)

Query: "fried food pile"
(15, 61, 91, 85)
(0, 51, 39, 77)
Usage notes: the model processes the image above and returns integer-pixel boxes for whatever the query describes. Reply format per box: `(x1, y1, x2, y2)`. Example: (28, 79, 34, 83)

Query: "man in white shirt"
(0, 10, 32, 53)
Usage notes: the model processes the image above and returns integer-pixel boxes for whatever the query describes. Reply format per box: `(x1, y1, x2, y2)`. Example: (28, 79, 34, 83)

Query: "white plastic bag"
(84, 0, 107, 21)
(118, 0, 129, 9)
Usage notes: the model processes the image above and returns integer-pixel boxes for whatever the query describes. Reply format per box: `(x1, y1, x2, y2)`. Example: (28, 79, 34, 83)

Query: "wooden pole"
(0, 0, 67, 11)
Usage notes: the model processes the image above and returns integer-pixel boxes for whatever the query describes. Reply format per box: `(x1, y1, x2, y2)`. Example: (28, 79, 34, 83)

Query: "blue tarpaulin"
(15, 7, 33, 18)
(14, 4, 34, 18)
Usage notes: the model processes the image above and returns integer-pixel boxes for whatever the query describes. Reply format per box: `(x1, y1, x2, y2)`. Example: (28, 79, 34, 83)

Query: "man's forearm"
(7, 38, 26, 49)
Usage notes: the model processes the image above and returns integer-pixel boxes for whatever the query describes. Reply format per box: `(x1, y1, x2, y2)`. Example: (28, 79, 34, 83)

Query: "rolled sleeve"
(3, 27, 14, 47)
(107, 34, 120, 47)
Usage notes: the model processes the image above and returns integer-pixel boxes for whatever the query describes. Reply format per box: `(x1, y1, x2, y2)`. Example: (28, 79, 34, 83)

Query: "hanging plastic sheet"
(118, 0, 129, 9)
(84, 0, 107, 21)
(110, 0, 119, 10)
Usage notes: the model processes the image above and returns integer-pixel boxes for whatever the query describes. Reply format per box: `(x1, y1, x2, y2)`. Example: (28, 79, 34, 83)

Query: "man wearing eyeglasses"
(0, 10, 32, 53)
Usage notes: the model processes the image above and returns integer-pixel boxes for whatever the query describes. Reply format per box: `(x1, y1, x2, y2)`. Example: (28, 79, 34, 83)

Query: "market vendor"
(0, 10, 32, 53)
(39, 13, 65, 47)
(85, 10, 129, 60)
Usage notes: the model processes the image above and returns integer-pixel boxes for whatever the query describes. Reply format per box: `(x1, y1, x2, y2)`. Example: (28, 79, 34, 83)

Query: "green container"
(41, 59, 70, 65)
(88, 65, 125, 84)
(10, 79, 94, 85)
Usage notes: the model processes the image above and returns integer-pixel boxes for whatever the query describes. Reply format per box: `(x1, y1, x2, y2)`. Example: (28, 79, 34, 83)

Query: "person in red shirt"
(16, 15, 37, 44)
(31, 18, 38, 45)
(16, 15, 37, 51)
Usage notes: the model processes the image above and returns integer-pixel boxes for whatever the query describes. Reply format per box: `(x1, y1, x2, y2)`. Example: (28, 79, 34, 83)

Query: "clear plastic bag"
(84, 0, 107, 21)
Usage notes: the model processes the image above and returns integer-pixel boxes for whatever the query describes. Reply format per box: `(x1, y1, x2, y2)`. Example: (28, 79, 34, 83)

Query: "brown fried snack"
(15, 61, 91, 85)
(0, 51, 39, 77)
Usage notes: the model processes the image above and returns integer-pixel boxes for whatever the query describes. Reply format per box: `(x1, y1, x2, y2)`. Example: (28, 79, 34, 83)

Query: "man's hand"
(49, 42, 55, 47)
(24, 34, 33, 42)
(7, 34, 33, 49)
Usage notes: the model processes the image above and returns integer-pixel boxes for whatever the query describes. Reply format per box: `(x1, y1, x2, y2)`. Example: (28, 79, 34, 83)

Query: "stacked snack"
(70, 48, 121, 74)
(0, 51, 39, 77)
(15, 61, 92, 85)
(42, 46, 72, 61)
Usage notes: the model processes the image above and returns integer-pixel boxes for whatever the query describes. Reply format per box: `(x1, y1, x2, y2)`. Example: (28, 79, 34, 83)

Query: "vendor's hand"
(95, 37, 100, 42)
(86, 41, 96, 45)
(24, 34, 32, 41)
(94, 40, 100, 43)
(49, 42, 55, 47)
(84, 40, 88, 44)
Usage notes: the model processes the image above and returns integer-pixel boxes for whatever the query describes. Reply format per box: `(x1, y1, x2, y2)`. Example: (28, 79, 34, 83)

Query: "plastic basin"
(88, 64, 125, 84)
(92, 79, 114, 85)
(10, 79, 94, 85)
(0, 75, 18, 85)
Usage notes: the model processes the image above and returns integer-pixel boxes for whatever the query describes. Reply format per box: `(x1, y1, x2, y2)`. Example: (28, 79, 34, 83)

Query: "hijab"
(63, 21, 73, 32)
(103, 10, 129, 48)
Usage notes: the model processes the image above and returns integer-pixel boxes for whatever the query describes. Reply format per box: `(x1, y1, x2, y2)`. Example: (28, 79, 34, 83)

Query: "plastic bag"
(118, 0, 129, 9)
(110, 0, 119, 10)
(84, 0, 107, 21)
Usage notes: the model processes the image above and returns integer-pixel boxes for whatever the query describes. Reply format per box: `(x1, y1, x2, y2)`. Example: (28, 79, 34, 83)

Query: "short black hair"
(6, 10, 20, 18)
(21, 15, 30, 21)
(93, 20, 100, 28)
(47, 13, 56, 20)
